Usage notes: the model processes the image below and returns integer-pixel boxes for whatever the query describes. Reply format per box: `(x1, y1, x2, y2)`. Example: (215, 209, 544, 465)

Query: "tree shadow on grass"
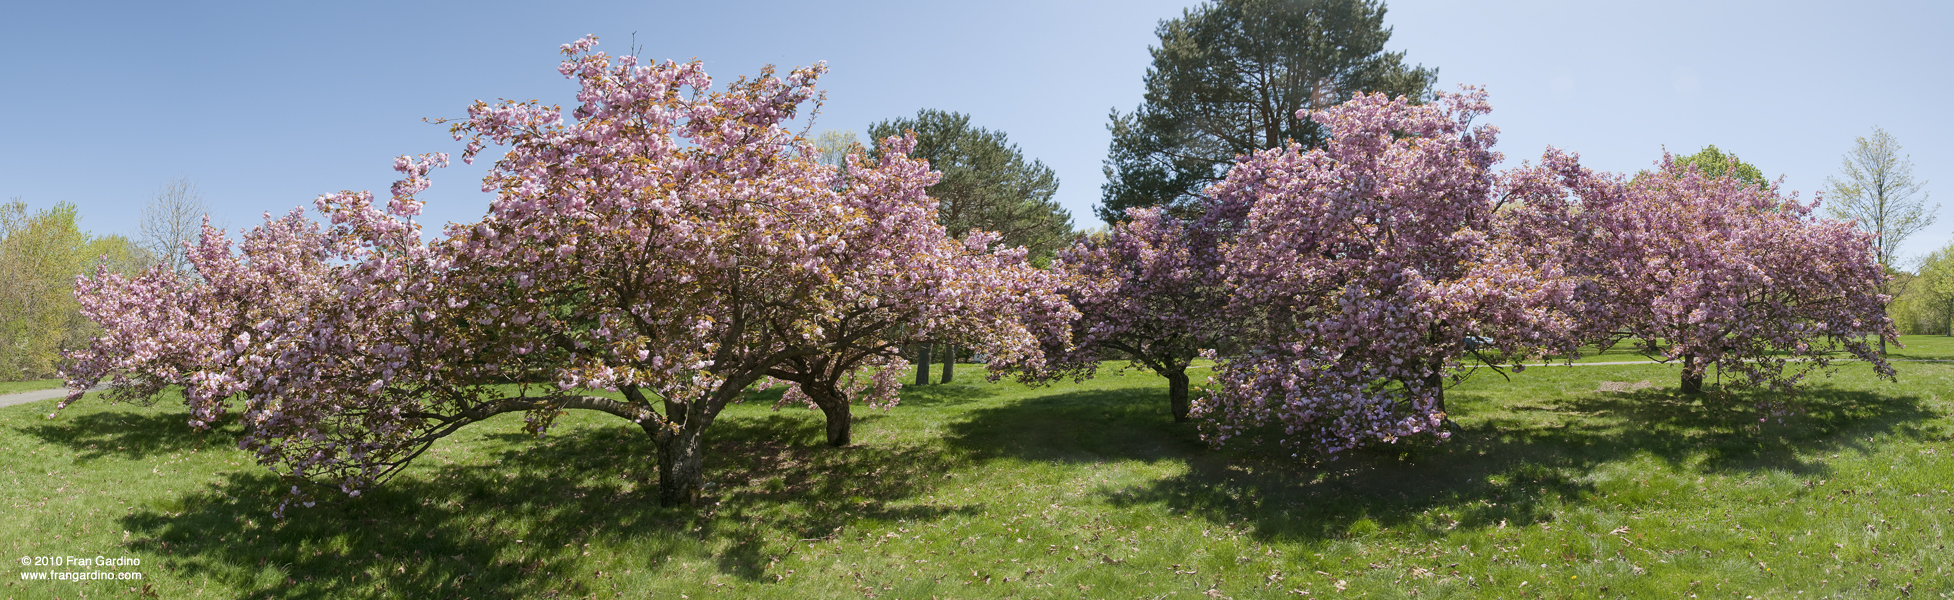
(942, 385, 1201, 463)
(1556, 384, 1939, 472)
(950, 381, 1938, 545)
(21, 408, 245, 462)
(896, 382, 1003, 408)
(26, 409, 971, 599)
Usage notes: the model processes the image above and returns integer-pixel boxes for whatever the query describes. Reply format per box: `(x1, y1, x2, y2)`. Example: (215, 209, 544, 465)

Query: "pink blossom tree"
(1031, 205, 1241, 422)
(1194, 90, 1579, 453)
(64, 164, 472, 514)
(1566, 157, 1897, 395)
(762, 228, 1078, 447)
(61, 37, 1066, 509)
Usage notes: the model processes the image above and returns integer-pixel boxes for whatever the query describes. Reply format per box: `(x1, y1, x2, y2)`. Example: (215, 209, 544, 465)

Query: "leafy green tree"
(1913, 243, 1954, 336)
(0, 200, 149, 380)
(1886, 268, 1924, 334)
(1825, 128, 1935, 353)
(1672, 145, 1767, 188)
(1098, 0, 1435, 223)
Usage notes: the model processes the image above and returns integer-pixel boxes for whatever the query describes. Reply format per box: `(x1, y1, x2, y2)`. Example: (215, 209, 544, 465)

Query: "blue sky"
(4, 0, 1950, 261)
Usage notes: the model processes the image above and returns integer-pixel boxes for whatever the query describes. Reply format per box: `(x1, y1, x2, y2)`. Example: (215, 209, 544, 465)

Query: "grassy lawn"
(1478, 334, 1954, 366)
(1889, 334, 1954, 360)
(3, 340, 1953, 598)
(0, 379, 62, 396)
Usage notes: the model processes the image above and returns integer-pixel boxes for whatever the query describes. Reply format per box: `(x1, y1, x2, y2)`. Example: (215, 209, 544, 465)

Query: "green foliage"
(1671, 145, 1768, 188)
(868, 110, 1073, 264)
(1098, 0, 1435, 223)
(0, 200, 150, 380)
(1900, 242, 1954, 335)
(8, 347, 1954, 597)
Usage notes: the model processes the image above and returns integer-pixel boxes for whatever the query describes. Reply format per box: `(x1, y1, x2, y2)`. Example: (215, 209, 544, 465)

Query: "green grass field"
(1474, 333, 1954, 366)
(4, 338, 1954, 599)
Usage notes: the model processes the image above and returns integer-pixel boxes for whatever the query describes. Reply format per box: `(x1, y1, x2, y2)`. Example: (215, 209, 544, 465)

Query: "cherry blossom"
(1562, 155, 1897, 397)
(61, 36, 1068, 509)
(1195, 89, 1579, 453)
(1029, 205, 1239, 421)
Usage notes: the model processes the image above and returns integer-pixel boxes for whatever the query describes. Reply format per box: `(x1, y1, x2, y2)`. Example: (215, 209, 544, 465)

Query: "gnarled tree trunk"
(803, 380, 852, 447)
(941, 344, 955, 383)
(819, 401, 851, 447)
(651, 424, 706, 506)
(632, 379, 747, 506)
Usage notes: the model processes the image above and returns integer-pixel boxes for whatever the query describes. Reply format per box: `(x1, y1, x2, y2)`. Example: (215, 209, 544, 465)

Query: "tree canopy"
(58, 39, 1906, 490)
(1670, 145, 1767, 188)
(1031, 204, 1239, 422)
(1568, 155, 1896, 396)
(1098, 0, 1435, 223)
(1907, 243, 1954, 336)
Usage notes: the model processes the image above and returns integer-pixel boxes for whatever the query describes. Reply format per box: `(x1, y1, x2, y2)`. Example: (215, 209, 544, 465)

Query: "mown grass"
(1482, 334, 1954, 366)
(3, 339, 1953, 599)
(1889, 335, 1954, 361)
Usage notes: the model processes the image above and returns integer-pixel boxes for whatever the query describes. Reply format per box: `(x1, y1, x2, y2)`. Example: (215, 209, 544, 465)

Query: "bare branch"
(138, 176, 211, 278)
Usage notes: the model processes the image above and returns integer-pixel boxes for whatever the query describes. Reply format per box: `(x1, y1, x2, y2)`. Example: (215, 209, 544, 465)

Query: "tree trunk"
(803, 381, 852, 447)
(1165, 368, 1191, 422)
(941, 344, 955, 384)
(1681, 353, 1704, 395)
(915, 343, 932, 386)
(653, 426, 706, 506)
(820, 401, 852, 447)
(1426, 369, 1447, 415)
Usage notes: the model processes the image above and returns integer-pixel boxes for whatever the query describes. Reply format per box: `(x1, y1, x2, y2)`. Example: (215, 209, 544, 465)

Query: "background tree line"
(0, 179, 208, 381)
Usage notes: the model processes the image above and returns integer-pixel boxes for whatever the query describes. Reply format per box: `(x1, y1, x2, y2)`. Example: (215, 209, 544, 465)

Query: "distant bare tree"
(1827, 127, 1935, 269)
(812, 129, 862, 170)
(139, 177, 210, 277)
(1826, 128, 1934, 354)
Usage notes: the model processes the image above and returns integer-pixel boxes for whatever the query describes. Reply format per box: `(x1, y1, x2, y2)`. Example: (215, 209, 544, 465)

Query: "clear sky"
(4, 1, 1950, 261)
